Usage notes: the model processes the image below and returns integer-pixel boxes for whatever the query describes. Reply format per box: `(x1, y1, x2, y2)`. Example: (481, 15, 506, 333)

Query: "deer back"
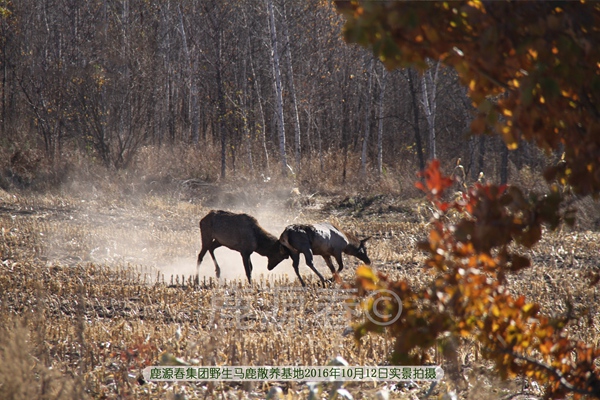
(202, 210, 261, 253)
(308, 223, 351, 257)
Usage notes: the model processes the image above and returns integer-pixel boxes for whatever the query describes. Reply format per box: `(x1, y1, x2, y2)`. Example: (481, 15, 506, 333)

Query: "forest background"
(0, 0, 541, 192)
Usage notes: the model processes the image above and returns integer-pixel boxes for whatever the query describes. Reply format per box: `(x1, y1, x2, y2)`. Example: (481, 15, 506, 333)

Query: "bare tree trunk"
(282, 3, 302, 172)
(217, 31, 227, 179)
(267, 0, 288, 176)
(1, 18, 6, 138)
(458, 87, 478, 181)
(477, 134, 486, 179)
(155, 3, 167, 146)
(304, 106, 313, 156)
(360, 58, 374, 175)
(177, 5, 199, 144)
(161, 3, 173, 146)
(377, 67, 387, 176)
(340, 67, 350, 183)
(407, 68, 426, 173)
(342, 103, 349, 183)
(421, 60, 440, 160)
(314, 119, 324, 173)
(241, 59, 254, 174)
(248, 40, 269, 172)
(467, 135, 476, 180)
(500, 139, 509, 184)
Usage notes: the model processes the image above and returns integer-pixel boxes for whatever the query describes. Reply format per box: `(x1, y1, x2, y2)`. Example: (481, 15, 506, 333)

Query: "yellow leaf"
(467, 0, 485, 12)
(491, 304, 501, 317)
(528, 48, 538, 60)
(522, 303, 536, 314)
(492, 321, 500, 332)
(356, 265, 377, 282)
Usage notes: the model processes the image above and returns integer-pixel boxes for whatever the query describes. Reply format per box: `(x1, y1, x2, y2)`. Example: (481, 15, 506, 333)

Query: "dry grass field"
(1, 176, 599, 399)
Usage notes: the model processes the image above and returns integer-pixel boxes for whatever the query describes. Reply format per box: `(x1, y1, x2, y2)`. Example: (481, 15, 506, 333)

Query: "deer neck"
(255, 233, 278, 257)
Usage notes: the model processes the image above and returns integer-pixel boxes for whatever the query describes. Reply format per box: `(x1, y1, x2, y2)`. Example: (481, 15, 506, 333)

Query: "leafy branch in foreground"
(353, 161, 600, 399)
(335, 1, 600, 197)
(335, 3, 600, 396)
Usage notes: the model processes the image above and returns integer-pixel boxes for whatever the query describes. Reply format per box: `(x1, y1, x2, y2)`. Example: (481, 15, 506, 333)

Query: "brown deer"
(196, 210, 290, 284)
(273, 223, 371, 287)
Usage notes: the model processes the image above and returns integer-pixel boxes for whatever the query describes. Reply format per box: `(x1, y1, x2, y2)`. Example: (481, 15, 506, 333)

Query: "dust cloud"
(37, 179, 330, 287)
(154, 251, 300, 285)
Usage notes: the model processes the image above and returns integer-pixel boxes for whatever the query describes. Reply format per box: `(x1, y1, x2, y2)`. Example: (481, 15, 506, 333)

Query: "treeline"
(0, 0, 546, 186)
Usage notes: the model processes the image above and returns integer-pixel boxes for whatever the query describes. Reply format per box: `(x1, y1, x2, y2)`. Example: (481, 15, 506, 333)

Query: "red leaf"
(417, 159, 455, 198)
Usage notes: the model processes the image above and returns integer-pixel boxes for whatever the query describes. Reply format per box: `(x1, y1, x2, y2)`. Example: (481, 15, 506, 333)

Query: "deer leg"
(197, 240, 214, 267)
(241, 252, 253, 285)
(323, 256, 336, 274)
(303, 250, 326, 287)
(195, 249, 205, 284)
(323, 255, 339, 285)
(197, 239, 215, 277)
(207, 242, 222, 279)
(290, 253, 306, 287)
(335, 254, 345, 272)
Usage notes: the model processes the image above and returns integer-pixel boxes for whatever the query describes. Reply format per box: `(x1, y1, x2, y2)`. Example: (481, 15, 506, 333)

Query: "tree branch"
(492, 348, 600, 397)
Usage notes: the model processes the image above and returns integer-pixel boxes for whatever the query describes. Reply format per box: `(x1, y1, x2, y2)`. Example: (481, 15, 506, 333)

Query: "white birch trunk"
(177, 5, 199, 144)
(421, 60, 440, 160)
(248, 42, 269, 172)
(241, 59, 254, 173)
(267, 0, 288, 176)
(282, 4, 302, 171)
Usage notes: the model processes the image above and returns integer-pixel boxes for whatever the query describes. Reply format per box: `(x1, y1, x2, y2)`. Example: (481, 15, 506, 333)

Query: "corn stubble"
(1, 188, 599, 399)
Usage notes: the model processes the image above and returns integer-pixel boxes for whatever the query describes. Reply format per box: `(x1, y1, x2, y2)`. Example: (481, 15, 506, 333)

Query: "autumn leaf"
(416, 159, 455, 198)
(339, 2, 600, 397)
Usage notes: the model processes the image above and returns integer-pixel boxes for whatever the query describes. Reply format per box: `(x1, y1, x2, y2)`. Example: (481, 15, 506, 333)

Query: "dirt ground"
(1, 181, 599, 399)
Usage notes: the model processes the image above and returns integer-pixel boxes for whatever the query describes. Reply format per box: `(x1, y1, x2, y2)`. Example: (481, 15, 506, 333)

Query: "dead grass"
(1, 177, 600, 399)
